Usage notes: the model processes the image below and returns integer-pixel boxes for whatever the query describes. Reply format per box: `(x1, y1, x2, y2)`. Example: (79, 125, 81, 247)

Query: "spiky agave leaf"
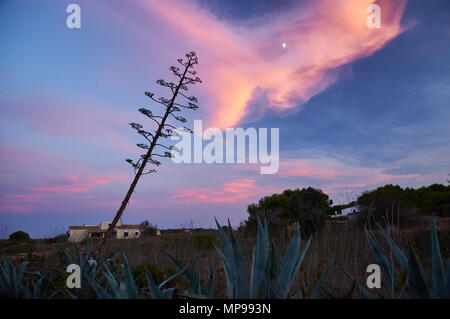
(249, 218, 271, 298)
(88, 252, 139, 299)
(376, 223, 408, 271)
(145, 265, 187, 299)
(274, 224, 311, 298)
(364, 215, 449, 298)
(214, 218, 248, 298)
(430, 216, 447, 298)
(365, 230, 394, 295)
(60, 240, 116, 285)
(203, 263, 215, 297)
(0, 256, 43, 299)
(407, 246, 432, 298)
(309, 254, 335, 299)
(189, 265, 202, 295)
(340, 264, 375, 299)
(164, 251, 215, 297)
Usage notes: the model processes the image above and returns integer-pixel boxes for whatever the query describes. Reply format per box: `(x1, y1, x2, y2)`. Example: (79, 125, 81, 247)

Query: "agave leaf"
(183, 292, 210, 299)
(430, 216, 446, 298)
(87, 275, 110, 299)
(250, 218, 270, 298)
(164, 251, 214, 297)
(376, 223, 408, 270)
(447, 258, 450, 296)
(161, 288, 175, 299)
(164, 251, 193, 278)
(269, 240, 279, 282)
(158, 265, 188, 290)
(340, 264, 375, 299)
(408, 246, 432, 298)
(309, 254, 335, 299)
(203, 263, 215, 297)
(189, 265, 202, 295)
(227, 219, 248, 298)
(145, 269, 163, 299)
(17, 261, 29, 290)
(102, 266, 122, 299)
(65, 289, 78, 299)
(90, 255, 114, 279)
(214, 244, 233, 298)
(59, 247, 73, 266)
(47, 290, 58, 299)
(215, 219, 234, 291)
(292, 237, 311, 282)
(11, 259, 18, 298)
(366, 230, 394, 294)
(31, 276, 44, 299)
(343, 279, 357, 299)
(120, 253, 139, 299)
(275, 223, 302, 298)
(290, 289, 303, 299)
(319, 286, 337, 299)
(214, 218, 247, 298)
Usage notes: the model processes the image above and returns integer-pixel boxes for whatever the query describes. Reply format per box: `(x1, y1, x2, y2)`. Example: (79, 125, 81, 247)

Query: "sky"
(1, 0, 449, 238)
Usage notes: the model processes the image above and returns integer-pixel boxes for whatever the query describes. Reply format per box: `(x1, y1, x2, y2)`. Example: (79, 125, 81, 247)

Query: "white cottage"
(68, 221, 142, 243)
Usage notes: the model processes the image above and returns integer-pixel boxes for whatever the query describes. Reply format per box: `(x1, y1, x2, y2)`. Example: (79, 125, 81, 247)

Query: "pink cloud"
(31, 174, 130, 194)
(0, 145, 132, 214)
(0, 172, 130, 214)
(0, 193, 55, 214)
(172, 178, 280, 203)
(139, 0, 407, 128)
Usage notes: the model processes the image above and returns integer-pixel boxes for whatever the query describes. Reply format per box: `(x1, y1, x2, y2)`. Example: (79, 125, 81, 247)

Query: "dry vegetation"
(1, 216, 449, 298)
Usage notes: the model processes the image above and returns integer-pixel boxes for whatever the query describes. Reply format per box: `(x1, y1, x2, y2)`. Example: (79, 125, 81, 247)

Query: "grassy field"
(1, 216, 449, 298)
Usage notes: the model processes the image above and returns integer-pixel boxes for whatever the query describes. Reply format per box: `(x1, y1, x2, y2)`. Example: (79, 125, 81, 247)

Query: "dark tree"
(9, 230, 31, 242)
(243, 187, 333, 238)
(95, 52, 201, 257)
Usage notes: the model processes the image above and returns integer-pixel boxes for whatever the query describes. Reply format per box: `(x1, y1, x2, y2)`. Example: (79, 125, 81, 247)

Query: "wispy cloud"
(171, 178, 279, 203)
(139, 0, 407, 127)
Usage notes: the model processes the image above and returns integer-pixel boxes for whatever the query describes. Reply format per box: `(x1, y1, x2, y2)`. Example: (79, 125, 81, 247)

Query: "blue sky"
(1, 0, 449, 237)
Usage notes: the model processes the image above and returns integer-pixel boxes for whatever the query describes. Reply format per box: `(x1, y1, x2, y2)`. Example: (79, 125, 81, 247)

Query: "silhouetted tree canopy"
(9, 230, 31, 242)
(242, 187, 333, 237)
(356, 183, 450, 227)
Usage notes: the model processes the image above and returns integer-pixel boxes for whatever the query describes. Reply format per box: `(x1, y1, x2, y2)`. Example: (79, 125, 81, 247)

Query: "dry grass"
(1, 217, 449, 298)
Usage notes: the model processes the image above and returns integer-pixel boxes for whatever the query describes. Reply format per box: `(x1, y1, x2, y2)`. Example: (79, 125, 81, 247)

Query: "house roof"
(69, 224, 141, 230)
(69, 226, 100, 230)
(116, 225, 141, 229)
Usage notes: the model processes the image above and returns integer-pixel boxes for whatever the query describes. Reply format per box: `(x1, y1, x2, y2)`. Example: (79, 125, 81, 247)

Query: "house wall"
(69, 229, 89, 243)
(100, 221, 122, 230)
(116, 228, 140, 239)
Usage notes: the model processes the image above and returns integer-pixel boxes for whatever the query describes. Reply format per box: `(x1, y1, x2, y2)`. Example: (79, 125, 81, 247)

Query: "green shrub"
(132, 263, 165, 287)
(243, 187, 333, 238)
(192, 234, 217, 250)
(9, 231, 31, 242)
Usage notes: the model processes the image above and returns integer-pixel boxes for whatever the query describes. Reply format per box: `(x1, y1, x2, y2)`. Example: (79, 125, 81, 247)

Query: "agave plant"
(365, 215, 449, 298)
(88, 252, 187, 299)
(0, 256, 45, 299)
(165, 251, 215, 298)
(87, 252, 139, 299)
(145, 264, 188, 299)
(213, 218, 330, 299)
(60, 240, 116, 286)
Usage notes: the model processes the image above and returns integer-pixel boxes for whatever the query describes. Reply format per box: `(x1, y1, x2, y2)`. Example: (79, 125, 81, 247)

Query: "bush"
(193, 234, 217, 250)
(243, 187, 333, 238)
(356, 184, 428, 228)
(132, 263, 166, 287)
(8, 231, 30, 242)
